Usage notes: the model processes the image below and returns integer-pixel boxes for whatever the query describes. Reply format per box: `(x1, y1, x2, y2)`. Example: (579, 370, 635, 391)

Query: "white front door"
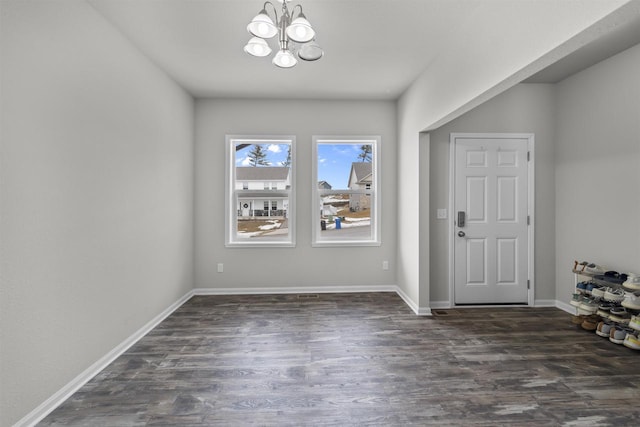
(452, 134, 532, 305)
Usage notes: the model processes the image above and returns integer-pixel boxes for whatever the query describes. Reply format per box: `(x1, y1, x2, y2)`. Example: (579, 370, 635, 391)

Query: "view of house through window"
(226, 136, 295, 246)
(313, 137, 380, 246)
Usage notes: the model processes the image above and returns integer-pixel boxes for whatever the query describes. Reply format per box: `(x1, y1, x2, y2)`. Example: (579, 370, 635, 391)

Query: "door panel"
(453, 136, 529, 304)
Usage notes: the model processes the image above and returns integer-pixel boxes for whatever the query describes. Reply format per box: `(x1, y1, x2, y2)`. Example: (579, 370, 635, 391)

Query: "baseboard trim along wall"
(14, 291, 195, 427)
(12, 285, 430, 426)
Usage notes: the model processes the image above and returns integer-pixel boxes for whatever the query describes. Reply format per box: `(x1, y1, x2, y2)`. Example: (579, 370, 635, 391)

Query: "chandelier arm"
(290, 4, 303, 18)
(263, 1, 279, 24)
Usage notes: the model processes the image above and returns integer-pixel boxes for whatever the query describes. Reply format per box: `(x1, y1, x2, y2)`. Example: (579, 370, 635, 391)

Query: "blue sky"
(317, 144, 364, 190)
(235, 143, 368, 190)
(235, 143, 289, 167)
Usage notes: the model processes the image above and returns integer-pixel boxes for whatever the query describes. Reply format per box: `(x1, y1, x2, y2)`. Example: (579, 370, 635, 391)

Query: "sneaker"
(578, 298, 598, 315)
(623, 331, 640, 350)
(622, 273, 640, 290)
(596, 301, 615, 319)
(596, 320, 614, 338)
(621, 291, 640, 310)
(570, 293, 582, 307)
(609, 325, 628, 344)
(591, 285, 606, 298)
(576, 281, 589, 294)
(629, 315, 640, 331)
(603, 287, 625, 303)
(609, 306, 630, 324)
(585, 263, 606, 275)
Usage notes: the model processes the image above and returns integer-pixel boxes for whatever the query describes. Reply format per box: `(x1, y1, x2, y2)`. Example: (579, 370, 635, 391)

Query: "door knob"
(458, 231, 466, 237)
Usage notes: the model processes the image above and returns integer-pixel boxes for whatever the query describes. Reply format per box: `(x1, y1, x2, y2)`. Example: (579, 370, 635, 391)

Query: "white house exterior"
(236, 167, 291, 218)
(347, 162, 372, 211)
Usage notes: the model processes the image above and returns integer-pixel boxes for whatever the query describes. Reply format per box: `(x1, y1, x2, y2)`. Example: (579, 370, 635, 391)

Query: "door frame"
(448, 133, 535, 307)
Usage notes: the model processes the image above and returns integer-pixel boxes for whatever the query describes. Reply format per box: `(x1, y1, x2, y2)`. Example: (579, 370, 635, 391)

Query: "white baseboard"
(15, 285, 433, 426)
(193, 285, 398, 296)
(534, 299, 557, 307)
(429, 300, 452, 309)
(555, 300, 575, 314)
(394, 287, 432, 316)
(13, 290, 195, 427)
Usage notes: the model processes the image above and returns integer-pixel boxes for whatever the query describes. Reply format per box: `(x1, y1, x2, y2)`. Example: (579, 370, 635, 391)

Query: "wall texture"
(555, 43, 640, 304)
(194, 99, 396, 290)
(0, 1, 194, 425)
(427, 84, 557, 305)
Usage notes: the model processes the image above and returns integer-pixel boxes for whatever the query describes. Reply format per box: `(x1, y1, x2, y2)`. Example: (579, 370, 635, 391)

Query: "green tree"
(280, 145, 292, 167)
(357, 144, 372, 162)
(248, 144, 270, 166)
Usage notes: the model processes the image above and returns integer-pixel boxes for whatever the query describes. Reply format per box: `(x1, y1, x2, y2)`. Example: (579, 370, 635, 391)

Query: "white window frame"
(312, 136, 380, 247)
(225, 135, 296, 248)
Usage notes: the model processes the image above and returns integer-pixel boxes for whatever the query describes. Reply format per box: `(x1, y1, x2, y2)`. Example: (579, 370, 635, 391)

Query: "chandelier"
(244, 0, 323, 68)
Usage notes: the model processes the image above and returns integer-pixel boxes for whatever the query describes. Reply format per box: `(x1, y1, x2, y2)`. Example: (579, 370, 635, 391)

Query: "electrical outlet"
(217, 263, 224, 273)
(382, 260, 389, 270)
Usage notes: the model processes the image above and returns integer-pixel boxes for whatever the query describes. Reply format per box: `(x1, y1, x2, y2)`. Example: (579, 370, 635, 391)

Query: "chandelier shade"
(273, 49, 298, 68)
(247, 9, 278, 39)
(286, 14, 315, 43)
(244, 37, 272, 57)
(244, 1, 323, 68)
(297, 40, 323, 61)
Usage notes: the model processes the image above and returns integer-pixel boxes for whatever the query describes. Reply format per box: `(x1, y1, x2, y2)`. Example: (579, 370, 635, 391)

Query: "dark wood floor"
(39, 293, 640, 426)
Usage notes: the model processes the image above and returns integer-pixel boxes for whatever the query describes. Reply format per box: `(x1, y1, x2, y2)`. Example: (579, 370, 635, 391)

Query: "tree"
(248, 144, 270, 166)
(357, 144, 372, 162)
(280, 145, 292, 167)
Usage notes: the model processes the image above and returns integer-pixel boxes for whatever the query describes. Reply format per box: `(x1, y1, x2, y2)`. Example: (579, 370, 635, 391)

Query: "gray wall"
(555, 43, 640, 303)
(194, 99, 397, 290)
(0, 2, 195, 425)
(427, 84, 557, 305)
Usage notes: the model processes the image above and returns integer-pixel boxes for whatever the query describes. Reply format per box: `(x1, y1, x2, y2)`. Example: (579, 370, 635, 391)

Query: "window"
(312, 136, 380, 246)
(226, 136, 295, 247)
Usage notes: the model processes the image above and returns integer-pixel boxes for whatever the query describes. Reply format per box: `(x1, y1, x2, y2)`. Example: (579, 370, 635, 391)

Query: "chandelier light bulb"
(244, 37, 272, 57)
(286, 16, 315, 43)
(247, 10, 278, 39)
(273, 49, 297, 68)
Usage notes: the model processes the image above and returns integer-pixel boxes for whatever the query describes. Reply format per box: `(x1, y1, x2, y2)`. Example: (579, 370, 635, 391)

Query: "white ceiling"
(88, 0, 640, 100)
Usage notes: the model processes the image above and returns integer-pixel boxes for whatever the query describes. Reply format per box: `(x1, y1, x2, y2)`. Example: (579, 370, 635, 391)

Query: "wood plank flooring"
(39, 293, 640, 426)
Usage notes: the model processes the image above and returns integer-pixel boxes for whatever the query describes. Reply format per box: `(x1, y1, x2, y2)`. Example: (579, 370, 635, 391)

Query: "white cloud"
(267, 144, 282, 153)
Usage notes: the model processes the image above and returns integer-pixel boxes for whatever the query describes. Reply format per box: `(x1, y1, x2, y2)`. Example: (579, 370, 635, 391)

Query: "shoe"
(581, 315, 600, 331)
(596, 301, 615, 319)
(585, 263, 606, 275)
(609, 325, 628, 344)
(596, 320, 614, 338)
(570, 293, 582, 307)
(621, 291, 640, 310)
(623, 332, 640, 350)
(603, 287, 625, 303)
(571, 314, 585, 325)
(622, 273, 640, 290)
(576, 282, 589, 294)
(591, 285, 606, 298)
(578, 298, 598, 315)
(609, 306, 630, 324)
(629, 315, 640, 331)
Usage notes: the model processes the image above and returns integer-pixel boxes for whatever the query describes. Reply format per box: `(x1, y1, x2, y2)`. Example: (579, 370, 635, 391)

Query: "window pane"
(313, 137, 379, 246)
(227, 137, 294, 247)
(319, 193, 372, 241)
(317, 143, 373, 190)
(236, 197, 290, 241)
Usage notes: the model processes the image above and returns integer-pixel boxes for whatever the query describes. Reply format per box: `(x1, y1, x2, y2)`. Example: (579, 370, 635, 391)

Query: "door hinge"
(527, 151, 530, 161)
(527, 280, 530, 289)
(527, 215, 530, 225)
